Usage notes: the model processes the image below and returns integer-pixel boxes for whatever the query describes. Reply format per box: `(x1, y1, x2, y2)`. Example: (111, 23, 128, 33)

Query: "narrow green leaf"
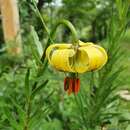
(31, 80, 48, 99)
(25, 68, 31, 99)
(10, 97, 25, 126)
(2, 107, 22, 130)
(29, 26, 43, 66)
(30, 26, 43, 57)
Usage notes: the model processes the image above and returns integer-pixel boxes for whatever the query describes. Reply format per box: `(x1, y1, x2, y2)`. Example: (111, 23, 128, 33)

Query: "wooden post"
(0, 0, 22, 56)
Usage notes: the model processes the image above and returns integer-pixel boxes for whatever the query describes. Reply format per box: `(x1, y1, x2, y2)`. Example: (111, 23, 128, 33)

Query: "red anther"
(68, 78, 73, 95)
(72, 78, 76, 93)
(74, 78, 80, 94)
(64, 77, 80, 95)
(64, 77, 69, 91)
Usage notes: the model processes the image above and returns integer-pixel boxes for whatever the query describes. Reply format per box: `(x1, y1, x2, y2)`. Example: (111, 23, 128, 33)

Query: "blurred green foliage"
(0, 0, 130, 130)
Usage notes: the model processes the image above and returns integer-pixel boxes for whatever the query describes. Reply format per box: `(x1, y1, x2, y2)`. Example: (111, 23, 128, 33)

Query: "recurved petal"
(46, 44, 72, 63)
(50, 49, 75, 72)
(80, 44, 108, 71)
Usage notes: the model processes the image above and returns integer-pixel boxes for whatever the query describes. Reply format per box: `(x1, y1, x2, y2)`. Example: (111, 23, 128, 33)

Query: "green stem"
(50, 19, 79, 44)
(90, 71, 94, 88)
(41, 19, 79, 62)
(32, 0, 54, 44)
(23, 98, 31, 130)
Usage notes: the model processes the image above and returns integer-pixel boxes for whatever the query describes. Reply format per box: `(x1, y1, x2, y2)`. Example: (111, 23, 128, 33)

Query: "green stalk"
(23, 99, 31, 130)
(32, 0, 54, 44)
(41, 19, 79, 62)
(49, 19, 79, 44)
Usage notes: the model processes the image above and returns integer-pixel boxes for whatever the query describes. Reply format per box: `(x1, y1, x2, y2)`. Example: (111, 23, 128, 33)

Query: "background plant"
(0, 0, 130, 130)
(72, 0, 130, 130)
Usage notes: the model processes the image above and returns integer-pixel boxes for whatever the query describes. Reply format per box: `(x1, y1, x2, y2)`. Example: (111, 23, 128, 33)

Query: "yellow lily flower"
(45, 19, 108, 95)
(46, 41, 108, 95)
(46, 41, 108, 73)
